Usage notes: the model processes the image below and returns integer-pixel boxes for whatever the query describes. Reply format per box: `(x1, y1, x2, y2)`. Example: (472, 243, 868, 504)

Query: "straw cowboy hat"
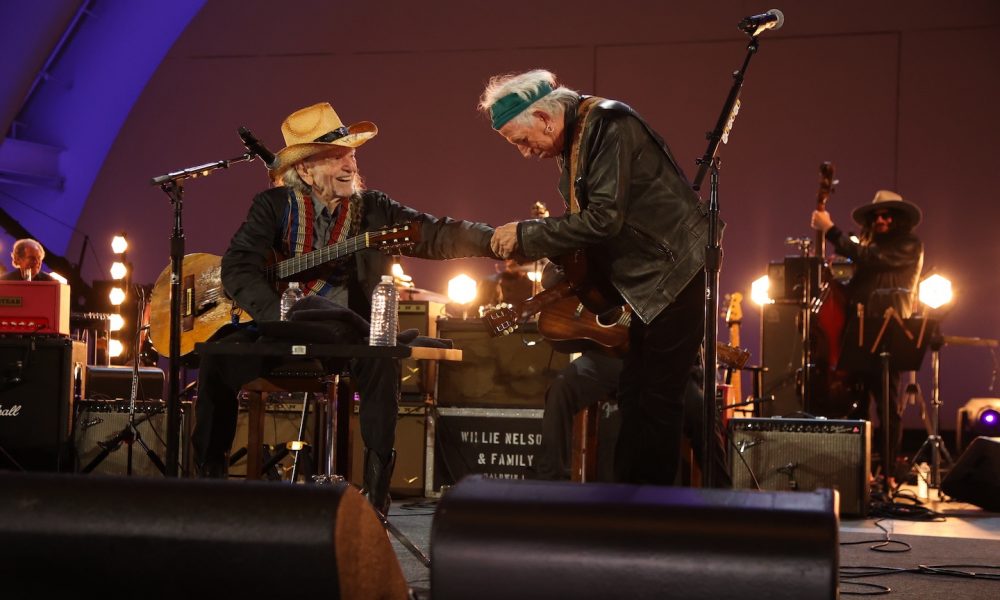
(851, 189, 922, 227)
(272, 102, 377, 174)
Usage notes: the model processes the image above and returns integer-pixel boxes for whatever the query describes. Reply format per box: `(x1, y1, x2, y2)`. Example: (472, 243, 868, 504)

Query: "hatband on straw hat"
(272, 102, 377, 174)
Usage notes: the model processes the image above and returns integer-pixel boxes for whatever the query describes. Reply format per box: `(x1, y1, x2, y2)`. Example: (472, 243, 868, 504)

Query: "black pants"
(614, 272, 706, 485)
(537, 348, 729, 486)
(536, 351, 622, 481)
(853, 369, 903, 474)
(192, 325, 400, 469)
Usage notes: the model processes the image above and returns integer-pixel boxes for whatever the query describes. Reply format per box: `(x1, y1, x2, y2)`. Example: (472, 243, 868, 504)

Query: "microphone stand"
(692, 34, 762, 489)
(150, 151, 256, 476)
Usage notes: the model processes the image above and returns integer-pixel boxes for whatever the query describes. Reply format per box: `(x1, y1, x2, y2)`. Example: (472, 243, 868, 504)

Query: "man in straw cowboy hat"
(193, 102, 496, 512)
(812, 189, 924, 482)
(479, 69, 711, 486)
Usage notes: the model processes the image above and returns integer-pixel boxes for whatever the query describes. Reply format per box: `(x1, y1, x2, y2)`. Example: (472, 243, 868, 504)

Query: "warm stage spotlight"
(110, 261, 128, 280)
(108, 339, 124, 358)
(919, 273, 953, 310)
(109, 287, 126, 306)
(750, 274, 772, 306)
(111, 234, 128, 255)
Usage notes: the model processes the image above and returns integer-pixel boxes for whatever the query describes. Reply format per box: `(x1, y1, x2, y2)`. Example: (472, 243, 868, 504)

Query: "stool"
(241, 360, 338, 481)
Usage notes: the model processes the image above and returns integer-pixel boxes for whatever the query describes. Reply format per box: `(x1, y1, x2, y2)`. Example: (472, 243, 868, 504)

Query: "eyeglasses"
(871, 212, 893, 222)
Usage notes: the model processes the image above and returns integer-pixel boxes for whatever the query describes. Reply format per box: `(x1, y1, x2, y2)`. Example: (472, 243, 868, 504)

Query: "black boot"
(362, 448, 396, 515)
(197, 452, 229, 479)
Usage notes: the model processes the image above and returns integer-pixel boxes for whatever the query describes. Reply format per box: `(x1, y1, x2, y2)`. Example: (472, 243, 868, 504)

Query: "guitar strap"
(568, 96, 605, 214)
(284, 188, 354, 295)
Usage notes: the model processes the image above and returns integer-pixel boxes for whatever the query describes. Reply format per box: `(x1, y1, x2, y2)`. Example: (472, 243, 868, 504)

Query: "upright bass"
(809, 162, 859, 418)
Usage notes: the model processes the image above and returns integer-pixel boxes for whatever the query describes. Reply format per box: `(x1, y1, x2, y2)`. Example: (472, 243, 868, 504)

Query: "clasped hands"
(491, 222, 520, 259)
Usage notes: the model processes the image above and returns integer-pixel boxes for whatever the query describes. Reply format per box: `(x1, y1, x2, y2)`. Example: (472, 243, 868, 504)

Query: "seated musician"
(811, 190, 924, 481)
(193, 101, 496, 513)
(1, 239, 54, 281)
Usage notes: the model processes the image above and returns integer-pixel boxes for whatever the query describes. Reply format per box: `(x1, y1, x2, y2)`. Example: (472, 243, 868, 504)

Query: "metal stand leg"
(907, 346, 954, 496)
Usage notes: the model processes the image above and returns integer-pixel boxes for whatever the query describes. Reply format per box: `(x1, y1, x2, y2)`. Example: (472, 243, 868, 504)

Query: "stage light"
(108, 339, 124, 358)
(750, 275, 772, 306)
(108, 314, 124, 332)
(110, 261, 128, 280)
(111, 234, 128, 254)
(527, 270, 542, 283)
(109, 287, 126, 306)
(391, 262, 404, 278)
(957, 397, 1000, 451)
(447, 274, 477, 306)
(919, 274, 953, 309)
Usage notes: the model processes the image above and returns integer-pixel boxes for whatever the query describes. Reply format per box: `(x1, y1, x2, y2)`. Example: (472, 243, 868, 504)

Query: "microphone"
(738, 8, 785, 36)
(238, 126, 279, 169)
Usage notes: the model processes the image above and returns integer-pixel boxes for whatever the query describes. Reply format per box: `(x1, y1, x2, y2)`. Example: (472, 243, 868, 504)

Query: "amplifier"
(74, 399, 190, 477)
(729, 417, 871, 516)
(348, 403, 426, 496)
(85, 365, 165, 401)
(436, 319, 569, 408)
(230, 394, 314, 480)
(398, 301, 444, 397)
(0, 281, 70, 335)
(0, 336, 86, 471)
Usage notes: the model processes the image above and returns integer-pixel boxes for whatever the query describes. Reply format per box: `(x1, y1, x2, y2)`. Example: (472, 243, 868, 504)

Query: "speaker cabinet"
(941, 436, 1000, 511)
(436, 320, 570, 408)
(760, 302, 804, 417)
(74, 399, 188, 477)
(0, 336, 86, 472)
(431, 476, 839, 600)
(230, 395, 315, 479)
(349, 403, 426, 496)
(85, 365, 165, 401)
(398, 301, 444, 396)
(0, 472, 408, 598)
(729, 417, 871, 516)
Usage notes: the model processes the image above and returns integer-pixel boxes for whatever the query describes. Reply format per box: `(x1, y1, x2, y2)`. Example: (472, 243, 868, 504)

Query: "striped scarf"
(282, 188, 354, 296)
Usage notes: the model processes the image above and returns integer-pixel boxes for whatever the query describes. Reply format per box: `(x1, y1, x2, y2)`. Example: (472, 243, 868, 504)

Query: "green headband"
(490, 82, 553, 130)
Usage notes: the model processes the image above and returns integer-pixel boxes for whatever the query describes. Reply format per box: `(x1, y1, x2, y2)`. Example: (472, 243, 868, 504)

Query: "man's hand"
(811, 210, 834, 233)
(491, 222, 520, 258)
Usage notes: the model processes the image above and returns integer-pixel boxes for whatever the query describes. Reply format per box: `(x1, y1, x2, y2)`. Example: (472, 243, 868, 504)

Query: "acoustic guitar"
(148, 222, 420, 356)
(532, 289, 750, 371)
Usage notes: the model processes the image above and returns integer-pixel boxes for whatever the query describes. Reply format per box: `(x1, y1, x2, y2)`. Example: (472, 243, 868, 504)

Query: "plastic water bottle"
(280, 281, 304, 321)
(369, 275, 398, 346)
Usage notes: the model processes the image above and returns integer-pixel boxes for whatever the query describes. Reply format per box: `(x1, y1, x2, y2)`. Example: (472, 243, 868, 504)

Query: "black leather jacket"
(826, 225, 924, 318)
(516, 98, 710, 324)
(222, 187, 495, 321)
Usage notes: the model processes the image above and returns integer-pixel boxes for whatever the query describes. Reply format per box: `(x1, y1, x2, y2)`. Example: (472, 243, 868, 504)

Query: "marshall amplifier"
(0, 336, 86, 471)
(729, 417, 871, 516)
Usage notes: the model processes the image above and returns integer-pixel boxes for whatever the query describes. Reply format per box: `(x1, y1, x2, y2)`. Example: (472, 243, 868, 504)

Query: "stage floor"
(386, 485, 1000, 599)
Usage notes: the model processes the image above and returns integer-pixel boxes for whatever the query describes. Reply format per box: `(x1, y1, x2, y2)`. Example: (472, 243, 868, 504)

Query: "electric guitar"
(722, 292, 744, 418)
(148, 222, 420, 356)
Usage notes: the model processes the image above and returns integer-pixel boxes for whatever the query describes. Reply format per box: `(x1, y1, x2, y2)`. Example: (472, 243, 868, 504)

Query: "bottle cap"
(381, 275, 394, 283)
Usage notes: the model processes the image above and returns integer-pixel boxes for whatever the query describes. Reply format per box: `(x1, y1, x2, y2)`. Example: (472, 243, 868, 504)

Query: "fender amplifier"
(729, 417, 871, 516)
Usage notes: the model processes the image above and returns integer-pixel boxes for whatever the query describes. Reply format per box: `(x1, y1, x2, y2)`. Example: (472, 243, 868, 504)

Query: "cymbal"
(398, 287, 449, 304)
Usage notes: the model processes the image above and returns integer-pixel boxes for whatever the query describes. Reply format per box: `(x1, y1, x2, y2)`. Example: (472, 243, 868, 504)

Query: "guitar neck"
(272, 232, 371, 280)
